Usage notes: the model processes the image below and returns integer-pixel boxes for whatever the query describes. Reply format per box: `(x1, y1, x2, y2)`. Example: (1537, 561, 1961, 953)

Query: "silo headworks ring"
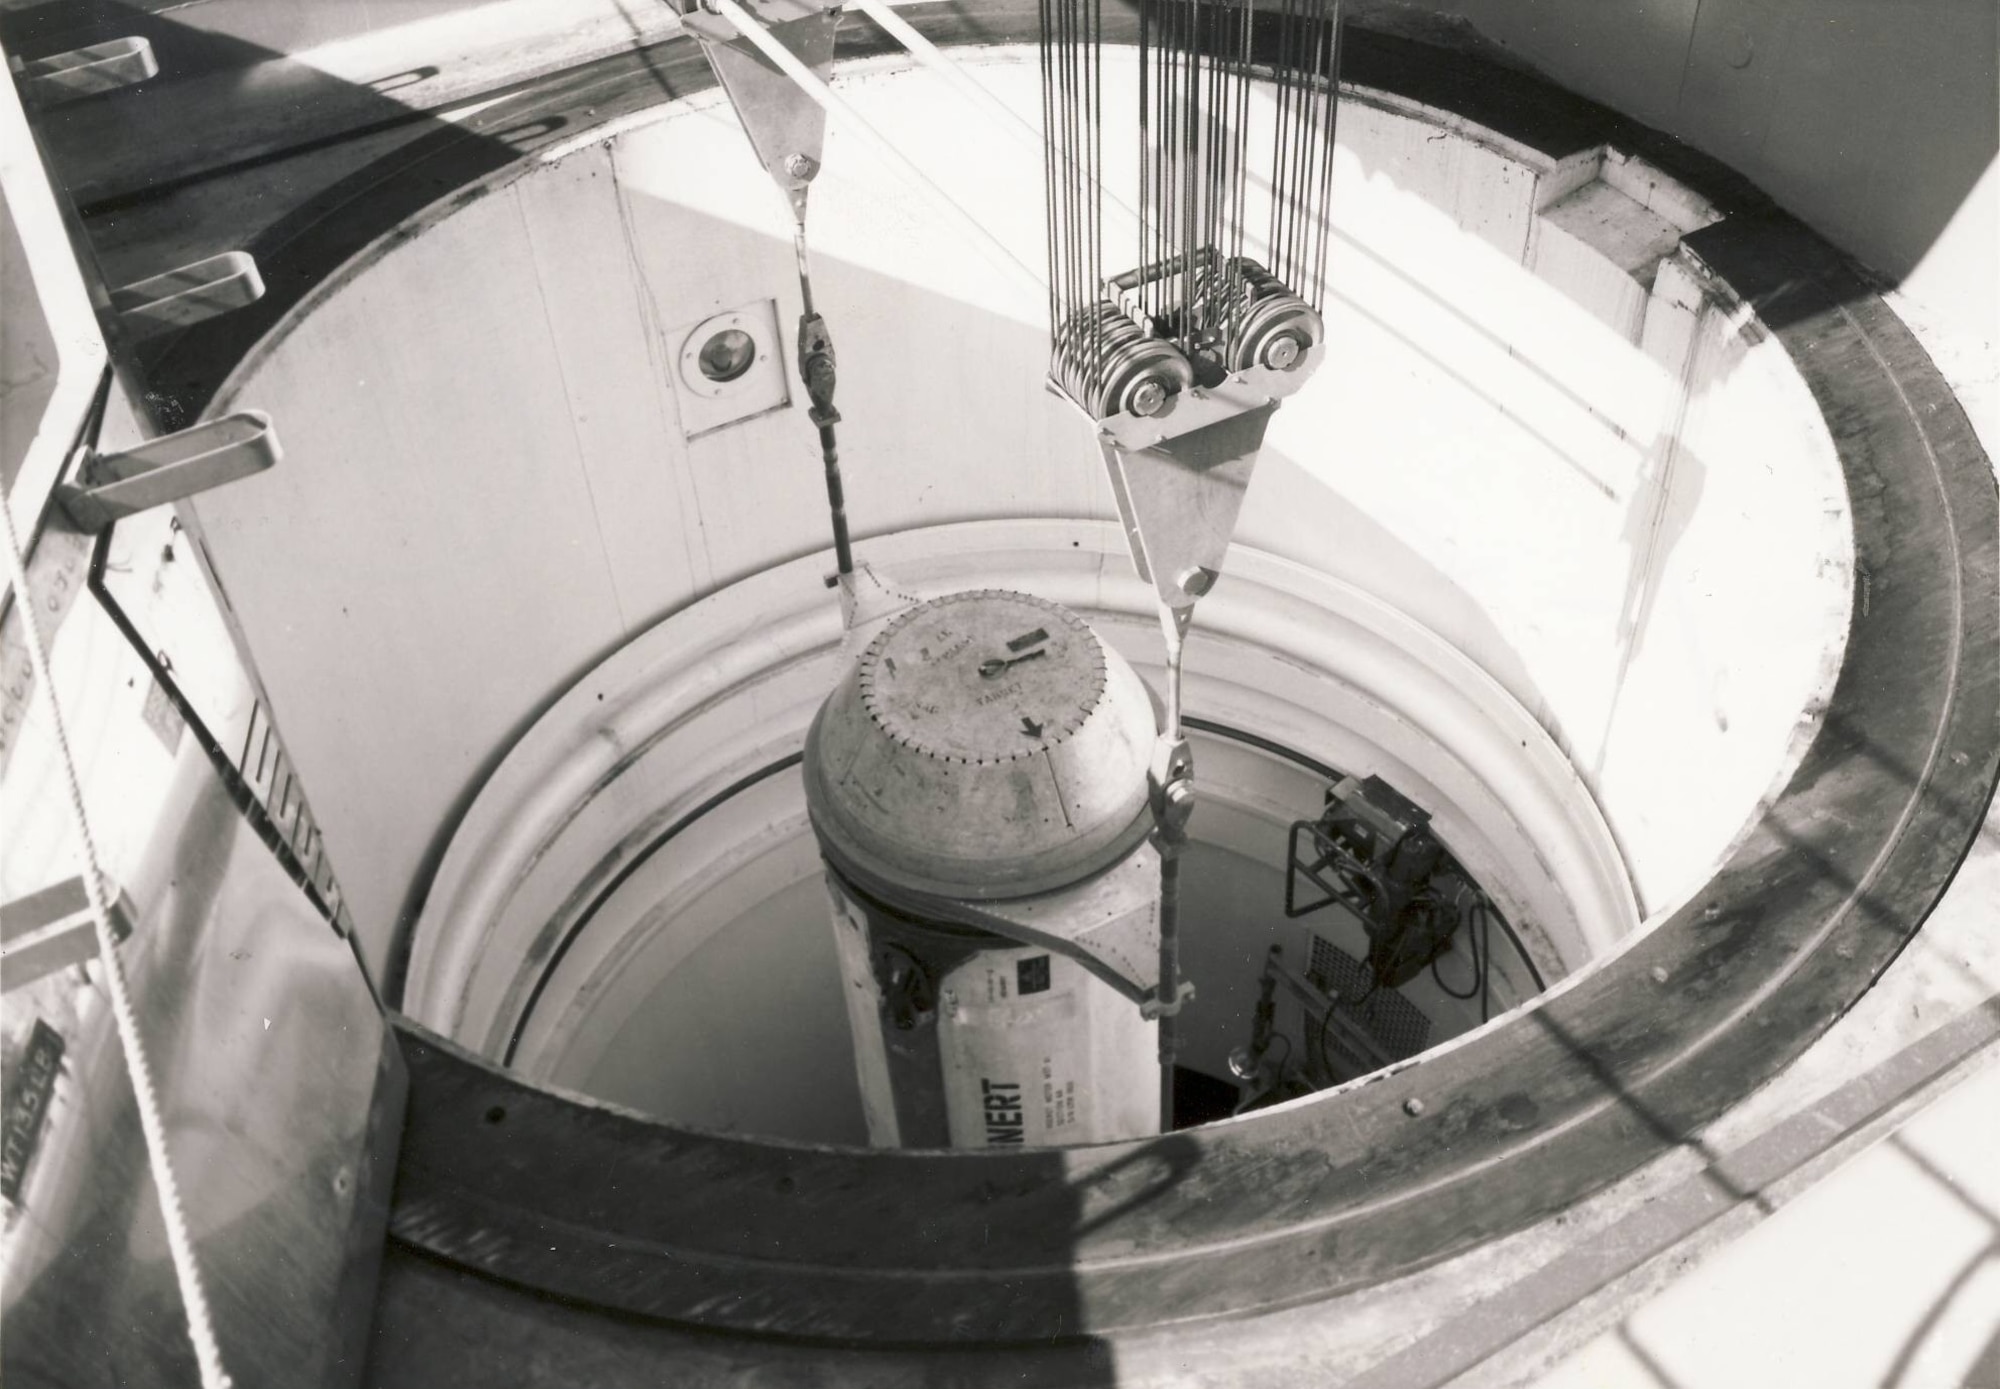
(142, 5, 1998, 1383)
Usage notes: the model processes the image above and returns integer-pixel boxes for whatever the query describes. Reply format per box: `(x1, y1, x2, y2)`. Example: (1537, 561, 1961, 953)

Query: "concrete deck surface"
(1535, 1059, 2000, 1389)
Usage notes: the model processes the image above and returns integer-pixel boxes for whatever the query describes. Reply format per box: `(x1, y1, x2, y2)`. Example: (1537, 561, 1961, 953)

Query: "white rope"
(705, 0, 1047, 298)
(0, 492, 233, 1389)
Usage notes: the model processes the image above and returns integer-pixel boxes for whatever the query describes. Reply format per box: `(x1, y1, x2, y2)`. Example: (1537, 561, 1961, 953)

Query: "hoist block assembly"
(1038, 0, 1347, 1126)
(1040, 0, 1343, 613)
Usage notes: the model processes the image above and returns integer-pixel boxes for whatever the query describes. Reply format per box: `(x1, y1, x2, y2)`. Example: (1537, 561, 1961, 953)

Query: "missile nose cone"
(804, 590, 1157, 900)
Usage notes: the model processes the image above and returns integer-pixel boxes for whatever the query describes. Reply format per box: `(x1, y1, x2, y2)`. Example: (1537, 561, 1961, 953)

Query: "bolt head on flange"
(1261, 334, 1304, 371)
(1176, 565, 1218, 600)
(1129, 378, 1169, 417)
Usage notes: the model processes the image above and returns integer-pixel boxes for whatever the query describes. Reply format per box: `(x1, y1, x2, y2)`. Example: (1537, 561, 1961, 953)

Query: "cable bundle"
(1041, 0, 1343, 415)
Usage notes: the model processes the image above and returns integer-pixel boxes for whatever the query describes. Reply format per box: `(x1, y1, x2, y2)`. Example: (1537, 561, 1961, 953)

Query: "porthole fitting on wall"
(698, 328, 757, 383)
(670, 299, 790, 435)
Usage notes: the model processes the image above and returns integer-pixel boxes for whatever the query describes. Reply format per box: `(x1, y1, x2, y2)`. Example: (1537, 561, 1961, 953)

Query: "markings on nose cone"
(979, 648, 1047, 678)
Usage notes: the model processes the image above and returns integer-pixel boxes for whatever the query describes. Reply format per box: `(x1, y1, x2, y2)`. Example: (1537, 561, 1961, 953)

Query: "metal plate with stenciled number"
(0, 739, 406, 1389)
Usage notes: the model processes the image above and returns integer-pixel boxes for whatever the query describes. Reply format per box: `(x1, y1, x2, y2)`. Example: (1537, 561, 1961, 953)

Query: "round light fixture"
(697, 327, 756, 383)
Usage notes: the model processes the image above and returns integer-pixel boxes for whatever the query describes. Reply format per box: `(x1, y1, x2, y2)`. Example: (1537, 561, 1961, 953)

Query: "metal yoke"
(677, 0, 842, 223)
(1094, 344, 1326, 612)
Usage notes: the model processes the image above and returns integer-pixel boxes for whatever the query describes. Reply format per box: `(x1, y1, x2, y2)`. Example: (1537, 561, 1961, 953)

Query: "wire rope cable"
(1038, 0, 1343, 405)
(849, 0, 1043, 152)
(0, 493, 233, 1389)
(1428, 895, 1495, 1024)
(1315, 973, 1378, 1083)
(1429, 897, 1483, 999)
(708, 0, 1046, 299)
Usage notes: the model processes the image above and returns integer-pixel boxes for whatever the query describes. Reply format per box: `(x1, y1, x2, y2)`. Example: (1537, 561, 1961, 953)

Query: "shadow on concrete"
(1881, 1132, 2000, 1389)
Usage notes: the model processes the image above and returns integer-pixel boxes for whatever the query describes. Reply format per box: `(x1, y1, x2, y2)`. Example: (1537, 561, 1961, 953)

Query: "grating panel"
(1304, 931, 1432, 1062)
